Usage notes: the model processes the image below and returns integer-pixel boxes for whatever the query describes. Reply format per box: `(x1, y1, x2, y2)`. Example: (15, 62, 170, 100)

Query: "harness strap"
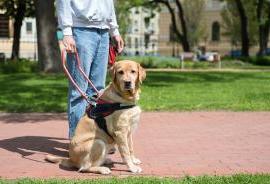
(95, 116, 114, 139)
(88, 103, 135, 119)
(86, 103, 135, 139)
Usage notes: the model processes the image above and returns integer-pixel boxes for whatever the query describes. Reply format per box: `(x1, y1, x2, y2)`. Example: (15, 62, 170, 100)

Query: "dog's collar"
(87, 100, 136, 119)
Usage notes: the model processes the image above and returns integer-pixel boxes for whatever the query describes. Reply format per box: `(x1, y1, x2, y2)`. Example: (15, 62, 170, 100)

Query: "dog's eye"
(118, 70, 124, 75)
(131, 70, 136, 74)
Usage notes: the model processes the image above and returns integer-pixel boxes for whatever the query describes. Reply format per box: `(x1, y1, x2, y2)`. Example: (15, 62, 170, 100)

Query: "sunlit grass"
(0, 71, 270, 112)
(1, 174, 270, 184)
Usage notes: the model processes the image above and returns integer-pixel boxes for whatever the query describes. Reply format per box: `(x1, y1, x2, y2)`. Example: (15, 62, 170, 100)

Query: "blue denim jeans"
(67, 27, 109, 138)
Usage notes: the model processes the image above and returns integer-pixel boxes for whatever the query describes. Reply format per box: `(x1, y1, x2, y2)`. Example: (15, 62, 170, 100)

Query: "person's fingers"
(120, 39, 124, 50)
(70, 43, 75, 53)
(65, 44, 71, 53)
(72, 41, 77, 53)
(116, 38, 124, 53)
(63, 36, 76, 53)
(63, 40, 70, 52)
(118, 39, 124, 53)
(117, 40, 121, 53)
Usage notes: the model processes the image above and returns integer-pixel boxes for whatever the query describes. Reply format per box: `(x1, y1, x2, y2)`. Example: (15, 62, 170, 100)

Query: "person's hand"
(113, 35, 124, 54)
(63, 35, 76, 53)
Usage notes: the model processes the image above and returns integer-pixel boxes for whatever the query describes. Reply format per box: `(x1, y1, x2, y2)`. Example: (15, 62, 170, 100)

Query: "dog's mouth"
(124, 81, 133, 90)
(125, 89, 135, 98)
(122, 82, 136, 97)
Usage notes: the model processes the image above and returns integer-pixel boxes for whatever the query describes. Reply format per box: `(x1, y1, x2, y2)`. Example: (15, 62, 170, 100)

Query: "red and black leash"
(61, 45, 117, 105)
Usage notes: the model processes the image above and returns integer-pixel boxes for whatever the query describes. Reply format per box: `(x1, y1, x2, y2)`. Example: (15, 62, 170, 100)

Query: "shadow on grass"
(0, 136, 68, 161)
(0, 73, 68, 112)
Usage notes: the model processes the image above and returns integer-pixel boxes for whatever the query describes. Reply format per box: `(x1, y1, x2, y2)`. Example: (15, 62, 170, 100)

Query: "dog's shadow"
(0, 136, 131, 173)
(0, 136, 69, 162)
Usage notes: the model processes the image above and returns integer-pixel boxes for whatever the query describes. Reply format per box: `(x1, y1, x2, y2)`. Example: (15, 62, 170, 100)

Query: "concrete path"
(0, 112, 270, 179)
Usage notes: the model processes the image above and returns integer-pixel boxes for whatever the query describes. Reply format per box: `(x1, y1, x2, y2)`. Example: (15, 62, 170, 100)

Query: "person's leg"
(67, 27, 99, 138)
(86, 29, 109, 97)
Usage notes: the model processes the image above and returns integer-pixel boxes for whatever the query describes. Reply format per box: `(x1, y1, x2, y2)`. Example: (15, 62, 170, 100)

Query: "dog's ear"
(137, 63, 146, 84)
(109, 64, 116, 81)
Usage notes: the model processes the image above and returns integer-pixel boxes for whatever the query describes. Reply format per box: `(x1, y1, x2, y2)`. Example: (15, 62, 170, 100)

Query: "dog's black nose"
(124, 81, 132, 89)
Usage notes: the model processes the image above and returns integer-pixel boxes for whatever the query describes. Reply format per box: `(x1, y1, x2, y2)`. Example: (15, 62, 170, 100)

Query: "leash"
(61, 49, 101, 105)
(61, 45, 118, 105)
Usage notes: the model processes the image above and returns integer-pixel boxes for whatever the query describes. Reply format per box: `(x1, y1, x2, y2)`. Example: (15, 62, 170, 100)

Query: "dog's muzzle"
(124, 81, 132, 90)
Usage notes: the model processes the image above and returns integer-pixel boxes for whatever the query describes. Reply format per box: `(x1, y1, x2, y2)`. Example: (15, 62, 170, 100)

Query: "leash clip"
(88, 94, 99, 107)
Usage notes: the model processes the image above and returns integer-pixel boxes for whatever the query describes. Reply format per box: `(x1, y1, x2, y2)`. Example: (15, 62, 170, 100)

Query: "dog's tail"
(45, 155, 74, 168)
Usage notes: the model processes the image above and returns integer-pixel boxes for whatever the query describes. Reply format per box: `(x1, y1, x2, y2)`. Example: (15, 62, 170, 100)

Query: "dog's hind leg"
(79, 139, 111, 174)
(45, 155, 75, 169)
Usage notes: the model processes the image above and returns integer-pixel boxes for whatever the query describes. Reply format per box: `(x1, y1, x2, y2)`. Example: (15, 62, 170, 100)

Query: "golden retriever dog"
(46, 60, 146, 174)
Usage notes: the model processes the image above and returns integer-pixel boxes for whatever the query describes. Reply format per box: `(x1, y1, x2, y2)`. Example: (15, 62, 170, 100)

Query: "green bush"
(117, 56, 180, 68)
(117, 56, 249, 69)
(0, 59, 38, 74)
(245, 56, 270, 66)
(224, 56, 270, 66)
(1, 55, 269, 74)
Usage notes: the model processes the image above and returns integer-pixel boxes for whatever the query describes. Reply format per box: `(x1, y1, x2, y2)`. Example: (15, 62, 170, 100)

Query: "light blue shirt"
(56, 0, 120, 37)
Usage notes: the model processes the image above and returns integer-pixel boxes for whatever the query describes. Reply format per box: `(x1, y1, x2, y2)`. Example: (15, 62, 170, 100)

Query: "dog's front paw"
(99, 167, 111, 175)
(132, 157, 141, 165)
(129, 165, 142, 173)
(70, 139, 78, 146)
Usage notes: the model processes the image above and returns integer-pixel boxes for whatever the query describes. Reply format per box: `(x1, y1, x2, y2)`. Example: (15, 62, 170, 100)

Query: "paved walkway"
(0, 112, 270, 179)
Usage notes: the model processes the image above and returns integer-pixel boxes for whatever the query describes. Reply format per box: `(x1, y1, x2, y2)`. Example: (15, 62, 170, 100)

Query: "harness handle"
(61, 49, 102, 104)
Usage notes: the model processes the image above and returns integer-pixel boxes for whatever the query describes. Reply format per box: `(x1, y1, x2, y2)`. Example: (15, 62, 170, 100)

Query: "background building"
(124, 7, 159, 56)
(0, 0, 261, 59)
(0, 13, 37, 59)
(158, 0, 229, 56)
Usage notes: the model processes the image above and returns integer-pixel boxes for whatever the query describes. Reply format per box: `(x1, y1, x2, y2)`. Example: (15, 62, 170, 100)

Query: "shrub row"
(0, 56, 269, 74)
(244, 56, 270, 66)
(0, 59, 38, 73)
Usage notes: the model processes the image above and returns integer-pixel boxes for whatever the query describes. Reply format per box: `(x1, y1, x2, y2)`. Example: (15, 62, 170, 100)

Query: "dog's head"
(110, 60, 146, 99)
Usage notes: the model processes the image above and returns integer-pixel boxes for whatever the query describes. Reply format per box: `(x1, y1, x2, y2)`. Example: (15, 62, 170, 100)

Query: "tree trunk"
(263, 22, 270, 53)
(235, 0, 249, 57)
(34, 0, 61, 73)
(263, 2, 270, 54)
(154, 0, 190, 52)
(257, 0, 266, 56)
(11, 1, 26, 60)
(175, 0, 190, 52)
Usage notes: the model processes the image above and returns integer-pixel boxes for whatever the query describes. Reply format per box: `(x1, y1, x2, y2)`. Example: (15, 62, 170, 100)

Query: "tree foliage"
(182, 0, 207, 49)
(115, 0, 135, 36)
(0, 0, 35, 17)
(126, 0, 191, 51)
(222, 0, 270, 56)
(221, 0, 258, 47)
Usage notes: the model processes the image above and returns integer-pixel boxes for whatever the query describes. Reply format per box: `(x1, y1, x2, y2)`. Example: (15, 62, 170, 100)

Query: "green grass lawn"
(1, 174, 270, 184)
(0, 71, 270, 112)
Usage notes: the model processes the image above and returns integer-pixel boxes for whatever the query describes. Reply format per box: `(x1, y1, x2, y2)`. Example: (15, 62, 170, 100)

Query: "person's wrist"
(62, 26, 73, 36)
(110, 28, 120, 37)
(113, 35, 119, 39)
